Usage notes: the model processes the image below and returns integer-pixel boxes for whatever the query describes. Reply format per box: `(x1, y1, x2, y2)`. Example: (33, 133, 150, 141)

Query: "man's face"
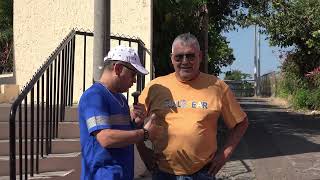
(171, 42, 202, 82)
(117, 63, 137, 93)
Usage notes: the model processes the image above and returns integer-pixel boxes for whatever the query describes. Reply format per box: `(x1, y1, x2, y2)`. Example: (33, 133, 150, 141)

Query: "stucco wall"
(111, 0, 152, 82)
(14, 0, 93, 88)
(14, 0, 152, 102)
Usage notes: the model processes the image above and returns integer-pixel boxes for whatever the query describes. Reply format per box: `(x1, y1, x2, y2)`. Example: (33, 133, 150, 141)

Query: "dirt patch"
(268, 97, 290, 108)
(267, 97, 320, 116)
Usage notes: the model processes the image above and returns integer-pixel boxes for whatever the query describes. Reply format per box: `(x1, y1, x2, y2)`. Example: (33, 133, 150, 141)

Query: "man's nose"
(181, 56, 190, 63)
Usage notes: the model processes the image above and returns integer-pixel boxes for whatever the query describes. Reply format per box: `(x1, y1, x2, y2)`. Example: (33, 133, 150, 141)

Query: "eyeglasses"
(119, 63, 137, 73)
(172, 53, 196, 62)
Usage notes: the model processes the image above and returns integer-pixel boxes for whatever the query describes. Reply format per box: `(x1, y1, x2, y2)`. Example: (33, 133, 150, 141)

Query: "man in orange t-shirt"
(137, 33, 249, 180)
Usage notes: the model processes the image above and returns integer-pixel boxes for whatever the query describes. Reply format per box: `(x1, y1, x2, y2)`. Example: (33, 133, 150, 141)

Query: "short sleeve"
(139, 81, 151, 112)
(79, 91, 111, 134)
(221, 85, 247, 129)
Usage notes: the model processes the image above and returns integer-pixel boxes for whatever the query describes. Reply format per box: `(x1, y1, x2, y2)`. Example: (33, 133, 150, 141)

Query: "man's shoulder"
(83, 83, 104, 95)
(148, 73, 175, 84)
(79, 83, 105, 103)
(199, 73, 225, 85)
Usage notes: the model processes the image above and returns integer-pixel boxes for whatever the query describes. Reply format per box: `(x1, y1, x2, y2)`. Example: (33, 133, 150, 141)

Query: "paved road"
(217, 97, 320, 180)
(135, 97, 320, 180)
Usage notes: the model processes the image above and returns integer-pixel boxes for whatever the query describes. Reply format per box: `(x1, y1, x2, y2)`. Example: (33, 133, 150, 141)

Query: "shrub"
(277, 71, 308, 98)
(291, 88, 312, 109)
(305, 66, 320, 88)
(310, 89, 320, 110)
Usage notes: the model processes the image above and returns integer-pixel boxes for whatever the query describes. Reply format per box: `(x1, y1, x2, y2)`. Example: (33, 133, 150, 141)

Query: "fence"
(224, 80, 255, 97)
(260, 71, 279, 97)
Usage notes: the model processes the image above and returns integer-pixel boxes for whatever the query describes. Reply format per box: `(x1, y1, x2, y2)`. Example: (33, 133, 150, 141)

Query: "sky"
(219, 26, 284, 79)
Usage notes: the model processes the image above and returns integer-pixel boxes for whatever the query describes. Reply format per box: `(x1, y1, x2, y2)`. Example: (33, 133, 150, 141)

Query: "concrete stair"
(0, 138, 80, 156)
(0, 105, 81, 179)
(0, 170, 78, 180)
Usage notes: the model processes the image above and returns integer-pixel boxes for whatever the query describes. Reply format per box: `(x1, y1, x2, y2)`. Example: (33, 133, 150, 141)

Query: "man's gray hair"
(172, 33, 200, 52)
(103, 60, 117, 71)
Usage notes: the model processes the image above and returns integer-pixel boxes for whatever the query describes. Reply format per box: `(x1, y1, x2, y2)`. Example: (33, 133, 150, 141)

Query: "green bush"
(312, 74, 320, 88)
(310, 89, 320, 110)
(291, 88, 312, 109)
(277, 72, 308, 98)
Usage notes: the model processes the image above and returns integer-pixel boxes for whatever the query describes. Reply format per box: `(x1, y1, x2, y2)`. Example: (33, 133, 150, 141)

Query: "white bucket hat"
(104, 45, 149, 75)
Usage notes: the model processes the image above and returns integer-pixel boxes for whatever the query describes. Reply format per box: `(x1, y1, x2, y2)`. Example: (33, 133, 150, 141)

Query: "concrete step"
(0, 105, 78, 122)
(0, 153, 81, 176)
(0, 122, 79, 140)
(0, 122, 59, 140)
(64, 106, 78, 122)
(47, 169, 80, 180)
(0, 170, 79, 180)
(0, 138, 80, 156)
(0, 104, 10, 123)
(55, 122, 79, 139)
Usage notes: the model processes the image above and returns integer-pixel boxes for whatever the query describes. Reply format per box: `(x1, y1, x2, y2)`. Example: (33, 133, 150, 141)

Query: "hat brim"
(132, 64, 149, 75)
(104, 58, 149, 75)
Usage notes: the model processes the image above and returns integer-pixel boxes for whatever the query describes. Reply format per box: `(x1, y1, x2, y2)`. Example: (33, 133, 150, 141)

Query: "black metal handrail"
(9, 29, 150, 180)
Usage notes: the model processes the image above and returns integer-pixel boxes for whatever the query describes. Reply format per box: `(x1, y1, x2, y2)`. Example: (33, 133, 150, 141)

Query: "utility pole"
(199, 3, 208, 73)
(93, 0, 111, 82)
(254, 25, 258, 96)
(257, 27, 261, 96)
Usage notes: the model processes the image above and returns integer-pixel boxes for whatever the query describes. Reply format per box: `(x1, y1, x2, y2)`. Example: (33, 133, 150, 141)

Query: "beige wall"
(14, 0, 152, 103)
(14, 0, 93, 89)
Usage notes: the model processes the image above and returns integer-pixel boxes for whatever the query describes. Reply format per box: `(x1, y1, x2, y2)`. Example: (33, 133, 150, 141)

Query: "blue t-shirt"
(78, 83, 134, 180)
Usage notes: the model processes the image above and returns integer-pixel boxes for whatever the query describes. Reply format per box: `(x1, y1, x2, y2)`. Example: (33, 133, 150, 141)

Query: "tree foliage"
(224, 69, 251, 81)
(0, 0, 13, 73)
(243, 0, 320, 76)
(152, 0, 253, 77)
(242, 0, 320, 109)
(0, 0, 12, 44)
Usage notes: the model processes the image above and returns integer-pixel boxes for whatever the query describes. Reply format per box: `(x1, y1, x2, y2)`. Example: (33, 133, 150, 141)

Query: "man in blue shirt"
(78, 46, 162, 180)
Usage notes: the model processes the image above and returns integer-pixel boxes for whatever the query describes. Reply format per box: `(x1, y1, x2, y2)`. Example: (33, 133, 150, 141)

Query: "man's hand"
(130, 103, 147, 127)
(143, 113, 164, 142)
(208, 152, 228, 176)
(208, 117, 249, 176)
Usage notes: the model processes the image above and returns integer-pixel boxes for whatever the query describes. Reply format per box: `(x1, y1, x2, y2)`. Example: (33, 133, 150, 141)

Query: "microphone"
(131, 91, 141, 105)
(131, 91, 141, 129)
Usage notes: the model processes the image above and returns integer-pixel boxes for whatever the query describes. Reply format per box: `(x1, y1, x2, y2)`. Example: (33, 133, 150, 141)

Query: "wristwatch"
(143, 128, 149, 141)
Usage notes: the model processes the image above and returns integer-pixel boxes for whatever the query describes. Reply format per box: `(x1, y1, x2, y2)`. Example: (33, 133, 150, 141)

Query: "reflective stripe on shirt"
(86, 114, 131, 129)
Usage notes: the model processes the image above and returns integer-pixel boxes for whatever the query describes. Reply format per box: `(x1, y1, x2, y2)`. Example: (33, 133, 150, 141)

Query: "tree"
(0, 0, 13, 73)
(224, 70, 251, 81)
(152, 0, 250, 77)
(243, 0, 320, 76)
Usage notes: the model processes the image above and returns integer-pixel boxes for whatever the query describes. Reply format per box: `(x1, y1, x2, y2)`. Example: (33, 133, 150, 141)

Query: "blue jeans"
(152, 167, 216, 180)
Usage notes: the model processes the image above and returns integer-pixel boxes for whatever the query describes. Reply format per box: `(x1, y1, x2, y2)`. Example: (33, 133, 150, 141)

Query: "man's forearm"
(136, 142, 156, 171)
(221, 117, 249, 159)
(95, 129, 144, 148)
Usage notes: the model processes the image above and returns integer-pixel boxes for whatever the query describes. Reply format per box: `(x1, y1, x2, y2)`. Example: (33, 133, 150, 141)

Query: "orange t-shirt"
(139, 72, 247, 175)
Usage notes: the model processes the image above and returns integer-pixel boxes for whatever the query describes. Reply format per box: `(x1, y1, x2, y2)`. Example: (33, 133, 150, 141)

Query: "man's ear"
(170, 53, 175, 64)
(114, 63, 123, 75)
(198, 51, 203, 63)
